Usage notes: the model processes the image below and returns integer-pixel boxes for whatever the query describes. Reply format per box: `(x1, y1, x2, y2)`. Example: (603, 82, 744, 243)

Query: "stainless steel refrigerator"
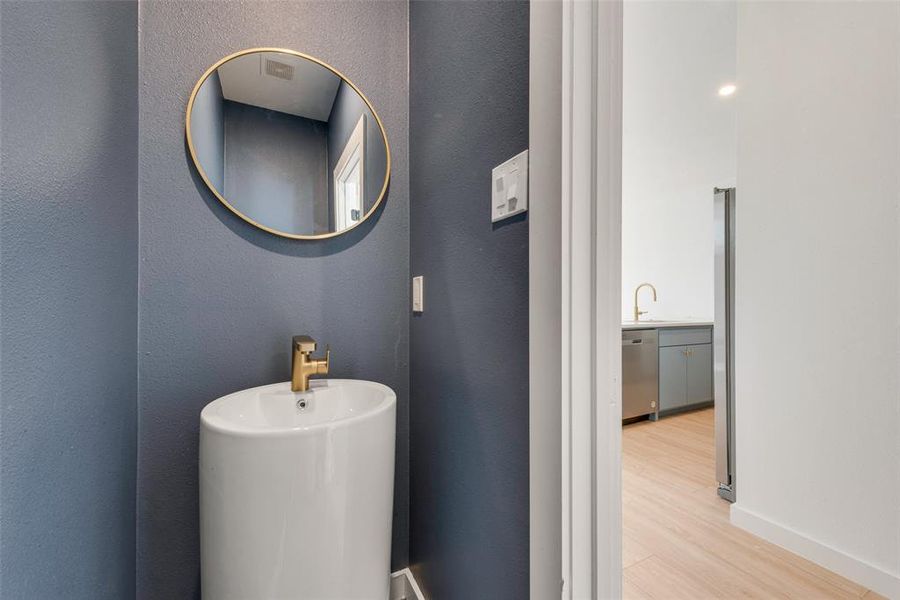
(714, 187, 736, 502)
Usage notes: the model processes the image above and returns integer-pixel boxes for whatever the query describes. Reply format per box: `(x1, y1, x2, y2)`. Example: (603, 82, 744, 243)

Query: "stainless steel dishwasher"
(622, 329, 659, 420)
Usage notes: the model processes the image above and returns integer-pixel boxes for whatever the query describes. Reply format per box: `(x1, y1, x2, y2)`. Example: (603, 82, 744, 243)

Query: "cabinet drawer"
(658, 327, 712, 347)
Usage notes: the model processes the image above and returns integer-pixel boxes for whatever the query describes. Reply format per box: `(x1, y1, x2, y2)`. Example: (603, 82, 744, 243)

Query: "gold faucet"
(291, 335, 330, 392)
(633, 282, 657, 322)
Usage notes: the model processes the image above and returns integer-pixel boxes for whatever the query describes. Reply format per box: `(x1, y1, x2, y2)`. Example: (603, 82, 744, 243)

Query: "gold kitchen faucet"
(633, 283, 658, 322)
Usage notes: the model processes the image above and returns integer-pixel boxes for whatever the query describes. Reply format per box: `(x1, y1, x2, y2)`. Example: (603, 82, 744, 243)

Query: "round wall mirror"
(186, 48, 390, 239)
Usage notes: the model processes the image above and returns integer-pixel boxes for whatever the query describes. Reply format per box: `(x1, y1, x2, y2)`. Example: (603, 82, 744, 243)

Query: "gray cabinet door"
(658, 346, 687, 411)
(686, 344, 713, 406)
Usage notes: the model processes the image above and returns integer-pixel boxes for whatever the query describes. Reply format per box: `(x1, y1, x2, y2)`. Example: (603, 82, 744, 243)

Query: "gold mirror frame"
(185, 48, 391, 240)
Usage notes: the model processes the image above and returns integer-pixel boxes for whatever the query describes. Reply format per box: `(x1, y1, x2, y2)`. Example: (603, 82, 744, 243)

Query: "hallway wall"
(734, 2, 900, 595)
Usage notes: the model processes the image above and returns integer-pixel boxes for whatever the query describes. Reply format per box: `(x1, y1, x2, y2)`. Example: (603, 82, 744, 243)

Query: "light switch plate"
(412, 276, 424, 313)
(491, 149, 528, 223)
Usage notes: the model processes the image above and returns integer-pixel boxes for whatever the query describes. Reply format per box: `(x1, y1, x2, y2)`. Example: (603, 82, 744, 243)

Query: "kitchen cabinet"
(657, 327, 713, 414)
(659, 346, 688, 411)
(686, 343, 713, 406)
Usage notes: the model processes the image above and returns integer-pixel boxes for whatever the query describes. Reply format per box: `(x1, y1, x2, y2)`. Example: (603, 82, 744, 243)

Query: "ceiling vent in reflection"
(264, 58, 295, 81)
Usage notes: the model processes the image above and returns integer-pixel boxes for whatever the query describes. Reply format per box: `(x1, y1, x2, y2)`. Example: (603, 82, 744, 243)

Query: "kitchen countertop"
(621, 320, 713, 330)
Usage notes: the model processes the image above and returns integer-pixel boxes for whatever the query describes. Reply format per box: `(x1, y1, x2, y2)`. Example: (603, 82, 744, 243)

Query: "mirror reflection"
(187, 50, 390, 238)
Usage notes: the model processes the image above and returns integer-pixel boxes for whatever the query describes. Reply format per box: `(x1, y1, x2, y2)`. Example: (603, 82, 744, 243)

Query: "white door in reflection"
(334, 114, 366, 231)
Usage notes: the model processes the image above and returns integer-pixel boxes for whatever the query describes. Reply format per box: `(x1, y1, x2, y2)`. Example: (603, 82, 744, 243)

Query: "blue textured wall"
(223, 101, 329, 234)
(0, 2, 138, 598)
(409, 1, 530, 597)
(137, 3, 409, 598)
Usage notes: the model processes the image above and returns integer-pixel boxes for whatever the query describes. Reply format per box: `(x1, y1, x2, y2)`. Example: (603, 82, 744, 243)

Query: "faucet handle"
(318, 345, 331, 375)
(293, 335, 317, 353)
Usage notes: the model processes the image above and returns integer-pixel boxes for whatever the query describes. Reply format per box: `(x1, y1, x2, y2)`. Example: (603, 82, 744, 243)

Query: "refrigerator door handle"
(714, 187, 736, 502)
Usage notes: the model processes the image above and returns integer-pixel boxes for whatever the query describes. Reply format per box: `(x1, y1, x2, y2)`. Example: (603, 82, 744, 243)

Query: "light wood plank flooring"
(623, 408, 883, 599)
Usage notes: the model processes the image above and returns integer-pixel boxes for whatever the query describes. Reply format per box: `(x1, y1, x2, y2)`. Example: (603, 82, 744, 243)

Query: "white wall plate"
(492, 149, 528, 222)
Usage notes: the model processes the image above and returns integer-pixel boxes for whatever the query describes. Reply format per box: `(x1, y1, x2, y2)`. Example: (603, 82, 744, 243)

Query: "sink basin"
(200, 379, 396, 600)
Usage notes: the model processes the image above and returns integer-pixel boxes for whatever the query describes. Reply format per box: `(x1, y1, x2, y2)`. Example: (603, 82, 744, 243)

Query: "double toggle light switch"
(491, 149, 529, 223)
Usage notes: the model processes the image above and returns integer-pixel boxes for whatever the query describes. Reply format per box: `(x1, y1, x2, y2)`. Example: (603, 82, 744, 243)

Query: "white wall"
(733, 2, 900, 595)
(622, 1, 736, 321)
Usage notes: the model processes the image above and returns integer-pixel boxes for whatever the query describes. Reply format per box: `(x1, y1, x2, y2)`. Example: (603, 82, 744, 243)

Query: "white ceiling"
(217, 51, 341, 122)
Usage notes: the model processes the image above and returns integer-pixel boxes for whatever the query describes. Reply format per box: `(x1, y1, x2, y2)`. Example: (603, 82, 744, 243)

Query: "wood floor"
(623, 408, 883, 599)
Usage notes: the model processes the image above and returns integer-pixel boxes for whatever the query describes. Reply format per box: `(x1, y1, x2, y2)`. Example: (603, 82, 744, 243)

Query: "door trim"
(333, 114, 366, 230)
(528, 1, 564, 597)
(529, 1, 624, 598)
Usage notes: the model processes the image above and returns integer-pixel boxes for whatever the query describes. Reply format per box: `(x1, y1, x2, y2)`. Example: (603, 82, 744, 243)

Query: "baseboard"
(657, 401, 714, 419)
(390, 568, 426, 600)
(731, 504, 900, 599)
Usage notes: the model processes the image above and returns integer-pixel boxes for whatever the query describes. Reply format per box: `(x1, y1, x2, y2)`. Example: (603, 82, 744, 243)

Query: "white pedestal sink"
(199, 379, 396, 600)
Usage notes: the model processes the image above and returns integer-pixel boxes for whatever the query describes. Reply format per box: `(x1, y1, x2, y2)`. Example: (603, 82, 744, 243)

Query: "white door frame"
(529, 1, 624, 598)
(333, 114, 366, 230)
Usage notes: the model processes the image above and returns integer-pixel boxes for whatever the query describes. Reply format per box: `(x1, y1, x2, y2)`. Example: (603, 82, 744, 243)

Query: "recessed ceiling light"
(718, 84, 737, 97)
